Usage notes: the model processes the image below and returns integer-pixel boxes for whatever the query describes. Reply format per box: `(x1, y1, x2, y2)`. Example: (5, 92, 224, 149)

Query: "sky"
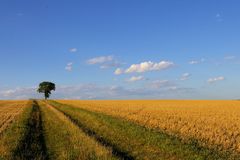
(0, 0, 240, 100)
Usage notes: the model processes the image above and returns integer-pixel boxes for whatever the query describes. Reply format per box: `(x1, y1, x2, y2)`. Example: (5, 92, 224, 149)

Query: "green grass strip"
(49, 100, 240, 160)
(39, 100, 118, 160)
(13, 100, 48, 159)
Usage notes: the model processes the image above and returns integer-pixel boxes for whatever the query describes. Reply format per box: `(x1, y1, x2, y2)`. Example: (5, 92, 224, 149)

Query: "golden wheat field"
(58, 100, 240, 153)
(0, 100, 27, 134)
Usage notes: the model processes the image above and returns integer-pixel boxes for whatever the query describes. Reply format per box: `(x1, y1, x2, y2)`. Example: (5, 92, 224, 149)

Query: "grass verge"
(48, 100, 240, 160)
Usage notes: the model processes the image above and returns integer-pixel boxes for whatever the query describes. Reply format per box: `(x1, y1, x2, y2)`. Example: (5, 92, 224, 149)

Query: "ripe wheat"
(58, 100, 240, 153)
(0, 100, 27, 133)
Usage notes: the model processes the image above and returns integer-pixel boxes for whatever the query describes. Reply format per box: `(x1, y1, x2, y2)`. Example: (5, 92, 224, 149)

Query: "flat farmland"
(0, 100, 27, 134)
(58, 100, 240, 156)
(1, 100, 240, 159)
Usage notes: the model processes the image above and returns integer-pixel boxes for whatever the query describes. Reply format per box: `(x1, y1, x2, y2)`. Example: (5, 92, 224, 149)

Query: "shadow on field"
(13, 100, 48, 160)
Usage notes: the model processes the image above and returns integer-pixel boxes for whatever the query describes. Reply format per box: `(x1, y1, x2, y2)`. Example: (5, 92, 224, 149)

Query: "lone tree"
(37, 81, 56, 99)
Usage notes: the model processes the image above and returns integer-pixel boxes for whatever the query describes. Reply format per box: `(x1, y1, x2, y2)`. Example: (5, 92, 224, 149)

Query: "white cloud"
(65, 62, 73, 71)
(124, 61, 174, 74)
(69, 48, 77, 53)
(114, 68, 123, 75)
(2, 89, 15, 97)
(180, 73, 191, 81)
(208, 76, 225, 84)
(0, 83, 195, 100)
(126, 76, 144, 82)
(44, 84, 135, 99)
(87, 56, 113, 65)
(86, 55, 121, 69)
(0, 87, 40, 100)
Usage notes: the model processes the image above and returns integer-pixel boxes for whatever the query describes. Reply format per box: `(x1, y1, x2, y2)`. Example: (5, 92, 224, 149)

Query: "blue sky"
(0, 0, 240, 99)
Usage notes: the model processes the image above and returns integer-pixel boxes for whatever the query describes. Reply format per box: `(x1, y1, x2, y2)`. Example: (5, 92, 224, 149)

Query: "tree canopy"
(37, 81, 55, 99)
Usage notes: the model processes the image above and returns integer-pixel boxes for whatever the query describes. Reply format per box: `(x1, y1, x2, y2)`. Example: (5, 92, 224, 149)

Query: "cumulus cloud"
(114, 68, 123, 75)
(65, 62, 73, 71)
(126, 76, 144, 82)
(180, 73, 191, 81)
(208, 76, 225, 84)
(87, 55, 121, 69)
(87, 56, 113, 64)
(125, 61, 174, 73)
(69, 48, 77, 53)
(115, 61, 174, 75)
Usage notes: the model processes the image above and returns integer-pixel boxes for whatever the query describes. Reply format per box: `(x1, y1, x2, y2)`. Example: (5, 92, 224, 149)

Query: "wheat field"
(0, 100, 27, 134)
(58, 100, 240, 154)
(1, 100, 239, 159)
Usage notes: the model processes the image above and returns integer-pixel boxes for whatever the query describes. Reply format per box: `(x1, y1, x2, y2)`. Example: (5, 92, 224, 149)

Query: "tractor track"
(13, 100, 48, 160)
(45, 101, 134, 160)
